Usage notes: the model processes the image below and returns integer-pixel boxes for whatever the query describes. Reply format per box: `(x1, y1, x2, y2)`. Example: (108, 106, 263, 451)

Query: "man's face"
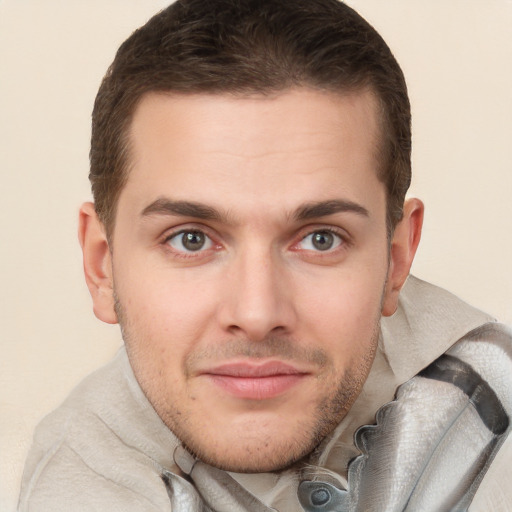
(111, 88, 390, 472)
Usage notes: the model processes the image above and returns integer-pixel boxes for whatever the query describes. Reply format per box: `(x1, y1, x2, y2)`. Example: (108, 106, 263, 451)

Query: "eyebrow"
(140, 197, 369, 223)
(294, 199, 369, 221)
(141, 198, 223, 221)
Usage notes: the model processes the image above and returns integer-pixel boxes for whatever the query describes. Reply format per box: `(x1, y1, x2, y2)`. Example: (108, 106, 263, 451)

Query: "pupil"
(183, 231, 205, 251)
(312, 232, 333, 251)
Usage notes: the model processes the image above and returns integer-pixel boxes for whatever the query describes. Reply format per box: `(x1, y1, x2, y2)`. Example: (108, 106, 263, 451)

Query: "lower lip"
(207, 374, 306, 400)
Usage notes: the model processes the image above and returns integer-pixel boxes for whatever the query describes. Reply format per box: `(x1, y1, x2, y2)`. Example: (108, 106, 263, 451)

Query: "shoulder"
(382, 279, 512, 509)
(470, 434, 512, 512)
(18, 349, 176, 511)
(380, 275, 497, 382)
(18, 442, 171, 512)
(422, 321, 512, 510)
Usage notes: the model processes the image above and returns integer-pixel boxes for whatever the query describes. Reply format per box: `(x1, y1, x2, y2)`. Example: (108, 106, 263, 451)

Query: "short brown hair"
(90, 0, 411, 237)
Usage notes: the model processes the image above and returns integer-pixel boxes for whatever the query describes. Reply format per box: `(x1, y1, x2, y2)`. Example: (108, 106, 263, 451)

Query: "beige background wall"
(1, 1, 511, 510)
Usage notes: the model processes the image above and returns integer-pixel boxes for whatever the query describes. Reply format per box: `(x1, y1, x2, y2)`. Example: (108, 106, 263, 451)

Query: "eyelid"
(161, 223, 222, 256)
(290, 225, 352, 252)
(167, 230, 213, 252)
(162, 222, 215, 241)
(300, 230, 342, 251)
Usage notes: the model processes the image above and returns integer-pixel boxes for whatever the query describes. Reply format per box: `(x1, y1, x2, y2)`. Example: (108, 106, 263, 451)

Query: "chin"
(180, 418, 329, 474)
(194, 444, 311, 474)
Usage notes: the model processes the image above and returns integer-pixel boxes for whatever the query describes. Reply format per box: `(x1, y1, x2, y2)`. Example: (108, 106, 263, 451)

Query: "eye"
(167, 230, 213, 252)
(298, 230, 343, 252)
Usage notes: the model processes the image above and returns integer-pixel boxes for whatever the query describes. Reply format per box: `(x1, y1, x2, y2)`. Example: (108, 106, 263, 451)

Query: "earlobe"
(381, 198, 424, 317)
(78, 202, 118, 324)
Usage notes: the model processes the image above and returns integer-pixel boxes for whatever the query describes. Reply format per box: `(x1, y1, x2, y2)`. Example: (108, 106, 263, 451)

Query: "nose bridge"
(220, 240, 294, 340)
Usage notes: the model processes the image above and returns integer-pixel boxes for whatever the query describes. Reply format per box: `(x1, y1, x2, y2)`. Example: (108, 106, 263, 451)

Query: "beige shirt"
(18, 276, 512, 511)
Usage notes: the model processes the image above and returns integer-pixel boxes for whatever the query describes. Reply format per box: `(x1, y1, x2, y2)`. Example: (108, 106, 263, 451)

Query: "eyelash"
(162, 226, 220, 259)
(160, 225, 351, 259)
(293, 227, 350, 254)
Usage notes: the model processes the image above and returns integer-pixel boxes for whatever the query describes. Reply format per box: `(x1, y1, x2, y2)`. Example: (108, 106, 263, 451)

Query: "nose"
(218, 245, 297, 341)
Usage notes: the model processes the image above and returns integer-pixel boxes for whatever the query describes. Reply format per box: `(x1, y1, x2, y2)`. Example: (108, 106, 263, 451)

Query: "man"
(18, 0, 511, 510)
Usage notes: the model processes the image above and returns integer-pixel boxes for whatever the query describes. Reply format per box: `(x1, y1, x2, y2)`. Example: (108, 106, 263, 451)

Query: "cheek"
(114, 262, 223, 362)
(294, 267, 385, 367)
(298, 268, 385, 326)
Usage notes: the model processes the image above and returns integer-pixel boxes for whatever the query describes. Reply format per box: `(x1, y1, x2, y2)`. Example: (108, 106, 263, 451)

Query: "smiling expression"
(99, 88, 397, 472)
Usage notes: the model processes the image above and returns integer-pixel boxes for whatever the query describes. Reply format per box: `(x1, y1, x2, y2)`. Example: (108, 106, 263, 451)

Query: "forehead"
(119, 88, 384, 222)
(129, 87, 380, 156)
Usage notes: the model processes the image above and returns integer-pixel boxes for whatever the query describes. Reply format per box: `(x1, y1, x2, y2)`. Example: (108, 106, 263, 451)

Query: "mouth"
(200, 361, 310, 400)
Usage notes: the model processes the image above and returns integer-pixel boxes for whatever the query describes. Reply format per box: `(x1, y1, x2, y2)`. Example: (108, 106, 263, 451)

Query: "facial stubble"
(115, 291, 381, 473)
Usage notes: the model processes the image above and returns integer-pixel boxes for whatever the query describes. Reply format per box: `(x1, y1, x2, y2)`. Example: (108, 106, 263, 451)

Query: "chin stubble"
(113, 284, 383, 474)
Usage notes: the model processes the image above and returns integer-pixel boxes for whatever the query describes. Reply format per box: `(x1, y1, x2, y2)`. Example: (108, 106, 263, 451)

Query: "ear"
(381, 198, 424, 317)
(78, 202, 118, 324)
